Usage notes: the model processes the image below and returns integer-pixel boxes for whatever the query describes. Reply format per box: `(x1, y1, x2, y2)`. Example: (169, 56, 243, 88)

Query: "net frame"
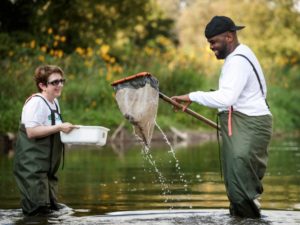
(112, 72, 159, 147)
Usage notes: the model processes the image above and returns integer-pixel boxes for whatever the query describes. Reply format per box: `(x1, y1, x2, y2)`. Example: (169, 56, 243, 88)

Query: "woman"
(14, 65, 77, 216)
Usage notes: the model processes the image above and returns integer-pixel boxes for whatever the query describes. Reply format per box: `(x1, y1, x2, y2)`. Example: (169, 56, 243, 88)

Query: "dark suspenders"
(33, 95, 65, 171)
(235, 54, 270, 109)
(216, 54, 270, 177)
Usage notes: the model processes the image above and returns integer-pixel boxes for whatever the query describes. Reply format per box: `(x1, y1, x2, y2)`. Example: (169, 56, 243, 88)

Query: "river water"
(0, 136, 299, 224)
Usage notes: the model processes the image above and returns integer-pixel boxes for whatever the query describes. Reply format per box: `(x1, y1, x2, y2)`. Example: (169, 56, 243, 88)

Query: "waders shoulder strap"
(234, 54, 270, 109)
(32, 95, 60, 113)
(32, 95, 65, 171)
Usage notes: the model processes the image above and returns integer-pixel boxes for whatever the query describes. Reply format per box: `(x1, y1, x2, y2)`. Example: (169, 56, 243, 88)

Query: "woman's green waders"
(13, 95, 63, 215)
(13, 124, 63, 215)
(218, 111, 272, 218)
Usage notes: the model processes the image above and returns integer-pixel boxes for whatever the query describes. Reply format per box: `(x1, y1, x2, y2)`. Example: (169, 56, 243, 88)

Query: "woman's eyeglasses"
(47, 79, 66, 86)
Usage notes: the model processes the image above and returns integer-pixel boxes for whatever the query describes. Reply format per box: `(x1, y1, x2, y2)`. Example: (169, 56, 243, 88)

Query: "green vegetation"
(0, 0, 299, 134)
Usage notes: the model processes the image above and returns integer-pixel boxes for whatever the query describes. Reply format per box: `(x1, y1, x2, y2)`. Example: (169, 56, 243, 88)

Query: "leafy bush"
(0, 32, 299, 134)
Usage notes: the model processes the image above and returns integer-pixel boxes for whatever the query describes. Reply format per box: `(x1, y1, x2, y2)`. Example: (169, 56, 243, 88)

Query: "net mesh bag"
(112, 72, 159, 147)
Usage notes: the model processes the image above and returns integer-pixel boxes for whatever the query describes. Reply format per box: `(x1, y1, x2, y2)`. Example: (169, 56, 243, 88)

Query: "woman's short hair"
(34, 65, 64, 92)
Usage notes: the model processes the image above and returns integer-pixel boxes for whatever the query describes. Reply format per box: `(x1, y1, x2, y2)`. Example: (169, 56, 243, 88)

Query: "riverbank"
(1, 127, 299, 155)
(0, 127, 217, 154)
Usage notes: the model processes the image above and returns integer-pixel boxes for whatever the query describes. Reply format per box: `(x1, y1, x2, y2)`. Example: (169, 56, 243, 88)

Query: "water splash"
(155, 121, 189, 191)
(135, 121, 191, 207)
(135, 134, 172, 202)
(155, 121, 192, 209)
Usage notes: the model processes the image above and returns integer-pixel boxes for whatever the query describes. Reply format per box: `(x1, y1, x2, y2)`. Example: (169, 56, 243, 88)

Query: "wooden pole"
(159, 92, 220, 130)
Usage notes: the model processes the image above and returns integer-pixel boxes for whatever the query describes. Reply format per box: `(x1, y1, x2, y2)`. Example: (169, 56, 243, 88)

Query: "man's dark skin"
(171, 31, 240, 104)
(209, 31, 239, 59)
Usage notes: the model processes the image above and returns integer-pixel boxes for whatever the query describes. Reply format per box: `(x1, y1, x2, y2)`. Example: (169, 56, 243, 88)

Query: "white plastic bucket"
(60, 126, 109, 146)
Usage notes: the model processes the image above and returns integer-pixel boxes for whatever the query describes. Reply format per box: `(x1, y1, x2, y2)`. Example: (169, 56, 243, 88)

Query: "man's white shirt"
(189, 44, 271, 116)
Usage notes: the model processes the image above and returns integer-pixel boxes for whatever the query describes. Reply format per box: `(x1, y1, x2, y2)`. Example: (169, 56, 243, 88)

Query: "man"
(171, 16, 272, 218)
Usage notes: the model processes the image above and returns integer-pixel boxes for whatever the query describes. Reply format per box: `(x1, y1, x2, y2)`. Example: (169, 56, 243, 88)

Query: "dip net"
(111, 72, 159, 147)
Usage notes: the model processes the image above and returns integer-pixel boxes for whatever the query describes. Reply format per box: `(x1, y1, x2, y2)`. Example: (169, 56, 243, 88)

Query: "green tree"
(0, 0, 175, 54)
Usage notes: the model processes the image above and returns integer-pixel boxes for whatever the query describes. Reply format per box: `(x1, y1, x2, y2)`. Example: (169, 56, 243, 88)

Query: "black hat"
(205, 16, 245, 39)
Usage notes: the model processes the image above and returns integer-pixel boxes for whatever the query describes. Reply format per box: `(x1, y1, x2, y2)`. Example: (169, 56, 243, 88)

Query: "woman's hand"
(59, 123, 78, 133)
(26, 123, 78, 138)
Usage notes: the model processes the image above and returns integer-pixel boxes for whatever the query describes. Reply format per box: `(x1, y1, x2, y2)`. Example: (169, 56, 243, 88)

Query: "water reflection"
(0, 137, 300, 224)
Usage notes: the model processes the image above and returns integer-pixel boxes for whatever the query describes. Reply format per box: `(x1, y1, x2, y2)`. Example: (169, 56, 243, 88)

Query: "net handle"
(159, 92, 220, 130)
(111, 73, 219, 129)
(111, 72, 151, 86)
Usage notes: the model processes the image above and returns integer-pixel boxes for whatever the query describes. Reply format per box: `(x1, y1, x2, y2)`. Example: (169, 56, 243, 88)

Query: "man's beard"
(215, 42, 228, 59)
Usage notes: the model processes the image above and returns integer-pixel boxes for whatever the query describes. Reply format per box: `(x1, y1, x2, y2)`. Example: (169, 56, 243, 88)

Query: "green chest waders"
(13, 95, 64, 215)
(219, 111, 272, 218)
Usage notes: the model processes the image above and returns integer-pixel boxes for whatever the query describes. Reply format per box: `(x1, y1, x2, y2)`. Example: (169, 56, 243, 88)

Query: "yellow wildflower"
(106, 72, 112, 81)
(40, 46, 47, 52)
(100, 44, 110, 55)
(134, 24, 144, 34)
(86, 47, 93, 57)
(75, 47, 85, 56)
(112, 65, 123, 73)
(145, 46, 154, 56)
(95, 38, 102, 45)
(168, 62, 175, 71)
(102, 54, 110, 62)
(84, 60, 93, 67)
(60, 36, 66, 42)
(86, 13, 93, 20)
(106, 66, 112, 81)
(110, 57, 116, 64)
(48, 28, 53, 34)
(30, 40, 36, 49)
(38, 55, 45, 62)
(54, 35, 60, 41)
(56, 50, 64, 58)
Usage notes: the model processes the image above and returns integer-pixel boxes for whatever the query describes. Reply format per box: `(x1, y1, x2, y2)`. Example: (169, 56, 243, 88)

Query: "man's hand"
(171, 95, 192, 112)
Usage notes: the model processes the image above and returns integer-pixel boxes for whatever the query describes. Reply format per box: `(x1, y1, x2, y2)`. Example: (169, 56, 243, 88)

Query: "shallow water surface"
(0, 136, 299, 224)
(1, 208, 300, 225)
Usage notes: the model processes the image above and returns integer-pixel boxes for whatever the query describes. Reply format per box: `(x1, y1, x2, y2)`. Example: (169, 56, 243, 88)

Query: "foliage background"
(0, 0, 299, 134)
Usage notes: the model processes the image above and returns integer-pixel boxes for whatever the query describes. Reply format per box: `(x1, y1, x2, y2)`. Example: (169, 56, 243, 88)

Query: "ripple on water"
(1, 209, 300, 225)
